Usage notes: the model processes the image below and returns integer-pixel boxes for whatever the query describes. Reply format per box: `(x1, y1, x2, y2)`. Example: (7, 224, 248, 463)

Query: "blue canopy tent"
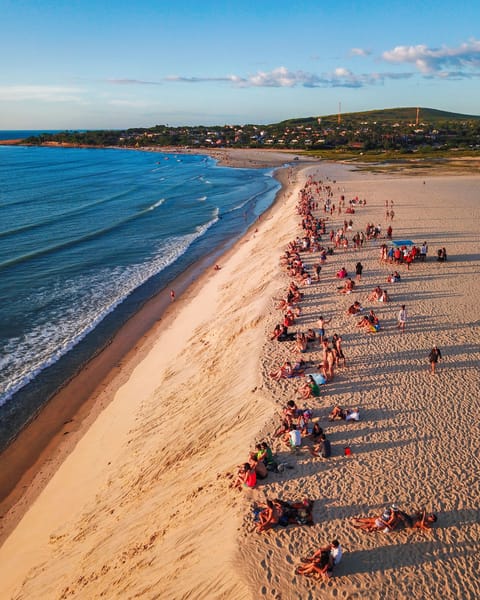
(392, 240, 415, 247)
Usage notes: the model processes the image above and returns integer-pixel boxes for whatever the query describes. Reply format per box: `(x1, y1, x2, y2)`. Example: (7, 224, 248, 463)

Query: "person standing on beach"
(170, 289, 175, 302)
(397, 305, 407, 333)
(428, 345, 442, 374)
(355, 261, 363, 281)
(317, 316, 331, 342)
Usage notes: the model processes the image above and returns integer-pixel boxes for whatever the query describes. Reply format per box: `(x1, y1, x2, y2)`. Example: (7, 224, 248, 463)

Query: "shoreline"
(0, 150, 478, 598)
(0, 152, 307, 544)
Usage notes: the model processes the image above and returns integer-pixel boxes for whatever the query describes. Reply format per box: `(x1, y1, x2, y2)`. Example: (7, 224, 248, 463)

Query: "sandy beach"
(0, 152, 479, 599)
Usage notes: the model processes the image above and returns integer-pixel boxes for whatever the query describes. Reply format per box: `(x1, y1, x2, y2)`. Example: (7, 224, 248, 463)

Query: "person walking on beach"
(397, 305, 407, 333)
(355, 261, 363, 281)
(170, 289, 175, 302)
(428, 345, 442, 374)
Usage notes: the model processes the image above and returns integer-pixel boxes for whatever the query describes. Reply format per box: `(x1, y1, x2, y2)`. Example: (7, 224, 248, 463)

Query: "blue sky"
(1, 0, 479, 129)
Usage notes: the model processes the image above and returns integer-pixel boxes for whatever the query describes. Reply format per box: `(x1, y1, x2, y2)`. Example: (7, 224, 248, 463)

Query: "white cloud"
(164, 66, 413, 89)
(0, 85, 85, 102)
(107, 78, 161, 85)
(166, 67, 325, 88)
(382, 38, 480, 76)
(245, 66, 323, 87)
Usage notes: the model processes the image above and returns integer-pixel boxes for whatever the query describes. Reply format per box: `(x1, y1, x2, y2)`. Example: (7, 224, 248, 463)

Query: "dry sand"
(0, 155, 479, 600)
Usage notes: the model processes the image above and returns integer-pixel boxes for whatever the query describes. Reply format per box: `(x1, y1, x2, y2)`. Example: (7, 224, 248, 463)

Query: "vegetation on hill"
(21, 107, 480, 157)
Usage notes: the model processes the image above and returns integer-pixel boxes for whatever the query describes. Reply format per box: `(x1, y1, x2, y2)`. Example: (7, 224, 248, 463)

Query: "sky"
(1, 0, 480, 129)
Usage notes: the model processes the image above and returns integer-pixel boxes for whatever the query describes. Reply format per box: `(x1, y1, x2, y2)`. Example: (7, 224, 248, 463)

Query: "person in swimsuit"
(332, 334, 346, 367)
(352, 505, 400, 532)
(412, 509, 438, 530)
(256, 499, 283, 533)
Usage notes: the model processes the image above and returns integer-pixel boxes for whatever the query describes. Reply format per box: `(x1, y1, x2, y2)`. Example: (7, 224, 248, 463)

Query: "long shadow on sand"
(336, 538, 479, 577)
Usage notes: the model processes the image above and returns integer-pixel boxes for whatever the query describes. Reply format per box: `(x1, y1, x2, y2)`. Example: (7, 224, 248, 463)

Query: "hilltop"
(278, 107, 480, 127)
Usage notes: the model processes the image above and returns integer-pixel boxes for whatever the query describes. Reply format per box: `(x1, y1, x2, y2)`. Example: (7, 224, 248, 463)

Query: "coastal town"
(22, 107, 480, 155)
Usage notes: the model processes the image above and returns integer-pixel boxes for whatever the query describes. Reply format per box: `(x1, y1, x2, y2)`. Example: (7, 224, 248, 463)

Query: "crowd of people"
(231, 173, 440, 583)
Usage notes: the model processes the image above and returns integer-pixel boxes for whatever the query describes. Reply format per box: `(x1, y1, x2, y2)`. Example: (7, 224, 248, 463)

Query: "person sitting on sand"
(233, 463, 257, 489)
(387, 271, 401, 283)
(329, 406, 360, 422)
(298, 375, 321, 399)
(297, 409, 313, 435)
(367, 286, 382, 302)
(284, 424, 302, 450)
(336, 266, 348, 279)
(274, 417, 291, 438)
(271, 323, 287, 341)
(283, 311, 295, 327)
(274, 400, 300, 436)
(378, 289, 389, 303)
(249, 452, 268, 480)
(295, 332, 308, 353)
(357, 310, 378, 329)
(339, 278, 355, 294)
(347, 300, 362, 315)
(352, 504, 401, 532)
(306, 328, 317, 344)
(310, 422, 323, 442)
(263, 442, 279, 472)
(255, 441, 278, 472)
(296, 540, 342, 578)
(309, 433, 331, 458)
(274, 297, 289, 311)
(280, 400, 298, 425)
(345, 408, 360, 421)
(270, 361, 293, 380)
(256, 499, 283, 533)
(329, 406, 347, 421)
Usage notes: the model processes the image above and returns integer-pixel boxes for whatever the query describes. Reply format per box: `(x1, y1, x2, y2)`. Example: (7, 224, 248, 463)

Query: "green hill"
(277, 107, 480, 127)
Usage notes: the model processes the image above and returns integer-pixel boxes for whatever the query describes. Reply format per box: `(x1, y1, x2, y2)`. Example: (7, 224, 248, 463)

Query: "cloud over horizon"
(163, 65, 413, 89)
(382, 38, 480, 77)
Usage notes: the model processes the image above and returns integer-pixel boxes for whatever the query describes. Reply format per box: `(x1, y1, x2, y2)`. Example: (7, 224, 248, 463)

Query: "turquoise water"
(0, 144, 282, 447)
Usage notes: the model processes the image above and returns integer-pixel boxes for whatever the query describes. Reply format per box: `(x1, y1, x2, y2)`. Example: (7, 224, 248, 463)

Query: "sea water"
(0, 144, 281, 448)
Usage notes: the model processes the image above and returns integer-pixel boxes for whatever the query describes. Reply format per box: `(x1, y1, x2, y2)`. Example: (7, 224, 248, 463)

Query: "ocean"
(0, 143, 282, 449)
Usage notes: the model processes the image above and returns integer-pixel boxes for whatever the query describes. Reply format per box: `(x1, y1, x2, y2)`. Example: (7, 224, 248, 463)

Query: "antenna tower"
(338, 102, 342, 125)
(416, 107, 420, 126)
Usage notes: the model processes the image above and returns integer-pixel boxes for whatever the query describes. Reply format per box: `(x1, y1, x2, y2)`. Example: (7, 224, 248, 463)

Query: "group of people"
(234, 174, 442, 584)
(352, 504, 437, 533)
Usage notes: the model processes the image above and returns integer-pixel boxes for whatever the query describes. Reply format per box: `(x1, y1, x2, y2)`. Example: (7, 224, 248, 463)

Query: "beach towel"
(311, 373, 327, 385)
